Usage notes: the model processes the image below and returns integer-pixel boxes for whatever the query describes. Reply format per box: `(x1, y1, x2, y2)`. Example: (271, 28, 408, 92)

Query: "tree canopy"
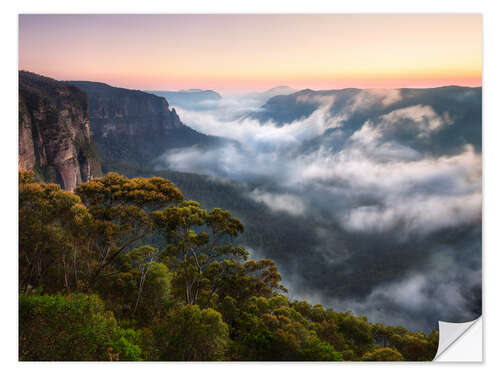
(18, 171, 439, 361)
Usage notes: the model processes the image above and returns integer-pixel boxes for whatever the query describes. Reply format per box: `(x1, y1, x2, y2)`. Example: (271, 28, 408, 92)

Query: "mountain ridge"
(68, 80, 224, 168)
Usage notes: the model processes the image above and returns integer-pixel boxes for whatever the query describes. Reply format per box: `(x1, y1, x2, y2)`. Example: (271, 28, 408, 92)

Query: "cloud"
(311, 248, 481, 331)
(296, 93, 336, 106)
(342, 192, 481, 237)
(295, 89, 402, 112)
(155, 90, 481, 331)
(249, 189, 306, 216)
(174, 100, 343, 149)
(348, 89, 403, 112)
(378, 104, 452, 137)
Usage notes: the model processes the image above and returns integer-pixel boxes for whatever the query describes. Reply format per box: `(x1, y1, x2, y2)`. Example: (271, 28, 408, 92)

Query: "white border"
(2, 1, 498, 373)
(435, 317, 483, 362)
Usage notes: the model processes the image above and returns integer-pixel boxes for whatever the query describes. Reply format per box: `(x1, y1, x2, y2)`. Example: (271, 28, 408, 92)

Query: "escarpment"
(68, 81, 219, 168)
(19, 71, 102, 190)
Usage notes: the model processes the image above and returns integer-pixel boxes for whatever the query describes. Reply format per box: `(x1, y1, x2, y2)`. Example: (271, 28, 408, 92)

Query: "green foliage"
(361, 347, 405, 361)
(74, 172, 183, 290)
(228, 295, 343, 361)
(18, 171, 439, 361)
(95, 245, 172, 326)
(19, 293, 141, 361)
(153, 200, 249, 305)
(153, 304, 229, 360)
(388, 329, 439, 361)
(19, 171, 92, 292)
(300, 337, 343, 361)
(336, 313, 375, 355)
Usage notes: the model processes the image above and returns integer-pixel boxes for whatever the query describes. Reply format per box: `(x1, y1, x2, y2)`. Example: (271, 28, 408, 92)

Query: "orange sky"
(19, 14, 482, 93)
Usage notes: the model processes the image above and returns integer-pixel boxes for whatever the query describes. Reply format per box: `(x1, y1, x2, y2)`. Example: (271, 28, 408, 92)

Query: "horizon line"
(19, 69, 482, 95)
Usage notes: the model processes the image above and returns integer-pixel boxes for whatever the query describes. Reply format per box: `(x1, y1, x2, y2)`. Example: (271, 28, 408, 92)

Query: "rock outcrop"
(19, 71, 102, 190)
(68, 81, 219, 168)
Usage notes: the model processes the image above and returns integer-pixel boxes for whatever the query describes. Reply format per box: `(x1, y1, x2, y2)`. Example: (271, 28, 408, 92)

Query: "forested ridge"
(19, 171, 439, 361)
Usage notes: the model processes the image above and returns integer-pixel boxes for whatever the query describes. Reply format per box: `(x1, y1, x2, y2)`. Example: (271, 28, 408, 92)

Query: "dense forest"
(19, 170, 439, 361)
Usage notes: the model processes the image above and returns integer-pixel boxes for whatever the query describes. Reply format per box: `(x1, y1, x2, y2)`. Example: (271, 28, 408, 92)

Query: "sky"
(19, 14, 482, 93)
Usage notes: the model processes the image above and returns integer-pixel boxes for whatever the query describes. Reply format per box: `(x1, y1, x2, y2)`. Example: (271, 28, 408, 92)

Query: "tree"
(152, 201, 247, 304)
(199, 258, 287, 308)
(19, 171, 92, 292)
(18, 170, 440, 362)
(19, 293, 141, 361)
(300, 337, 343, 361)
(128, 246, 160, 316)
(154, 304, 229, 360)
(361, 347, 404, 361)
(95, 245, 172, 324)
(389, 330, 439, 361)
(336, 312, 375, 356)
(75, 173, 183, 290)
(233, 296, 341, 361)
(313, 318, 346, 352)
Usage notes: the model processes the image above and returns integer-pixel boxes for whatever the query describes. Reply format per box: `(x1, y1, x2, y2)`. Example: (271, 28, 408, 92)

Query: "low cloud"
(174, 101, 344, 149)
(379, 104, 452, 137)
(249, 189, 306, 216)
(156, 90, 481, 331)
(348, 89, 403, 112)
(297, 248, 482, 332)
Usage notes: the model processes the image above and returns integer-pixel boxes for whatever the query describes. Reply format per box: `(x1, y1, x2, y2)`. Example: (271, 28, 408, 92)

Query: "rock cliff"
(19, 71, 102, 191)
(69, 81, 219, 167)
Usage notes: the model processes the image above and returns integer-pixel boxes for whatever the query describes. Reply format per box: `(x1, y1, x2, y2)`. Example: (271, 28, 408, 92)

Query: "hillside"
(19, 170, 439, 361)
(250, 86, 482, 155)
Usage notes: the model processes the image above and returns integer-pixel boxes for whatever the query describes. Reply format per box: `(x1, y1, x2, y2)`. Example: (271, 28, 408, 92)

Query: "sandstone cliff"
(19, 71, 102, 190)
(69, 81, 220, 168)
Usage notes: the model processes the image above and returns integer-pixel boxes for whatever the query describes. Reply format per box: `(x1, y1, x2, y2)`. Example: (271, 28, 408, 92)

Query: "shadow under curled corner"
(433, 316, 483, 362)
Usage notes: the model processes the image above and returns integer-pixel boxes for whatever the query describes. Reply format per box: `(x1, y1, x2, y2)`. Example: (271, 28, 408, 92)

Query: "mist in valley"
(154, 87, 482, 332)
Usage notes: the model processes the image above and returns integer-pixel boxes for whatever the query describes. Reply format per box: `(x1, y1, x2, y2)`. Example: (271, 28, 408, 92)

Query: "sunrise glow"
(19, 14, 482, 93)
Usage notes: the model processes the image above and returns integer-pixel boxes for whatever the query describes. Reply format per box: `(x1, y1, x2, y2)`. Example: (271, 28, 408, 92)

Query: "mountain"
(239, 86, 298, 106)
(19, 71, 102, 191)
(251, 86, 482, 155)
(68, 82, 223, 167)
(147, 89, 222, 110)
(260, 86, 297, 99)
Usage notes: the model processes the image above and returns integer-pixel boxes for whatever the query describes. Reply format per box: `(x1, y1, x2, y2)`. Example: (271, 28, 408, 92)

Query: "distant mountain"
(68, 81, 224, 167)
(250, 86, 482, 155)
(19, 71, 102, 190)
(260, 86, 297, 99)
(147, 89, 222, 109)
(240, 86, 298, 105)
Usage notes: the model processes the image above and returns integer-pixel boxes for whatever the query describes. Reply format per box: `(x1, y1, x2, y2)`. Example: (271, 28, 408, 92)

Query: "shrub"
(19, 293, 141, 361)
(154, 304, 229, 360)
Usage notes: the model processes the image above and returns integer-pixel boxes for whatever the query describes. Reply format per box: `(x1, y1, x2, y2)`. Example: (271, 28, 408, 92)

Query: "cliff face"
(19, 71, 102, 191)
(69, 81, 217, 167)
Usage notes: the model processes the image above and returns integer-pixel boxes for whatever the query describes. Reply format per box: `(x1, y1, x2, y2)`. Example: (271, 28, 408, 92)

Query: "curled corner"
(434, 316, 482, 362)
